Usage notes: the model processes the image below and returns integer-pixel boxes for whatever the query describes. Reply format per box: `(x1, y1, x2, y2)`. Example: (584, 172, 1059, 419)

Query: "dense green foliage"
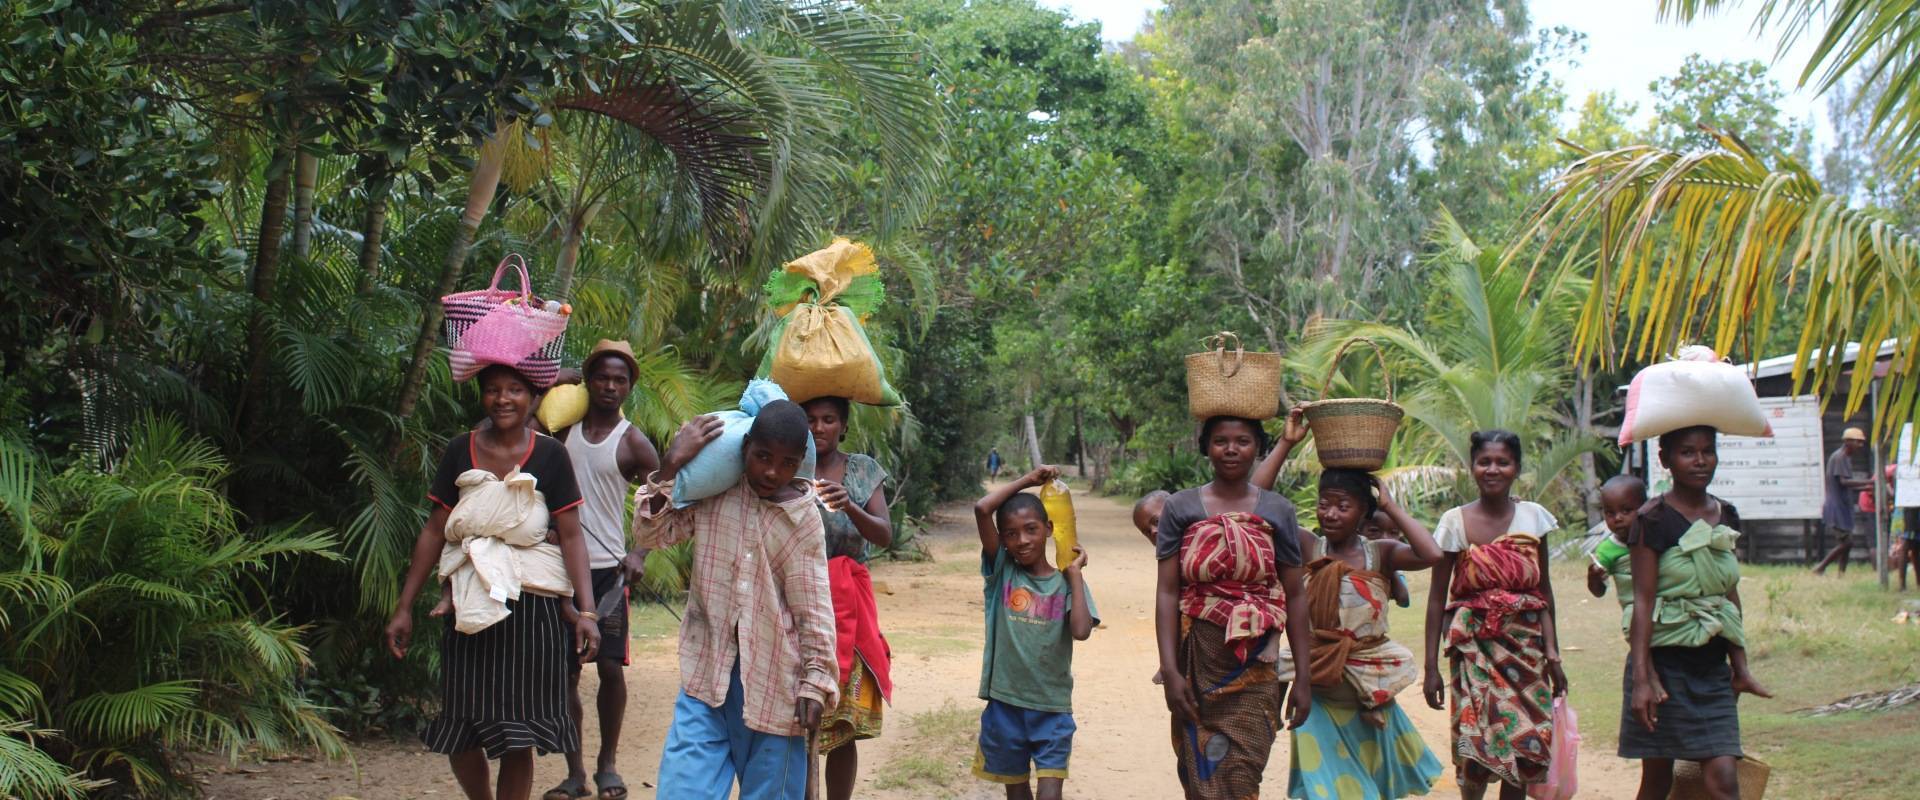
(5, 0, 1912, 795)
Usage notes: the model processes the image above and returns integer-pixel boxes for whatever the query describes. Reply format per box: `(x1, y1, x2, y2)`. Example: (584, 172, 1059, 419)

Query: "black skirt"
(421, 594, 579, 759)
(1617, 639, 1743, 760)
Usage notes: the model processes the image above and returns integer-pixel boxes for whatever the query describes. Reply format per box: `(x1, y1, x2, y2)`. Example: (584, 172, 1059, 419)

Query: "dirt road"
(202, 487, 1640, 798)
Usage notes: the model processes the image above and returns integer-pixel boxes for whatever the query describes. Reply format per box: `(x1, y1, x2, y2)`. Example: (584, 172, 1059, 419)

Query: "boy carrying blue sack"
(633, 400, 836, 800)
(972, 466, 1098, 800)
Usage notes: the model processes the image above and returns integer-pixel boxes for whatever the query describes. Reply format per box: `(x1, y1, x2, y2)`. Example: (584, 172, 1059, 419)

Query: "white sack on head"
(1617, 346, 1772, 446)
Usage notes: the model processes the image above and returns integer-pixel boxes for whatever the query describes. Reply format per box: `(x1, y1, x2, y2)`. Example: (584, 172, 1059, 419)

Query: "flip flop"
(594, 771, 628, 800)
(543, 777, 589, 800)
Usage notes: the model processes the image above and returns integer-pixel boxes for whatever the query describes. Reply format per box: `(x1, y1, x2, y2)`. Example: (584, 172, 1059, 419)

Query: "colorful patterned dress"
(819, 453, 891, 753)
(1435, 502, 1558, 788)
(1282, 538, 1442, 799)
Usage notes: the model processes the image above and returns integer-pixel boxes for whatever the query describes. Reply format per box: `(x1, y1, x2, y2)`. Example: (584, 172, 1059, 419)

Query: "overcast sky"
(1044, 0, 1835, 147)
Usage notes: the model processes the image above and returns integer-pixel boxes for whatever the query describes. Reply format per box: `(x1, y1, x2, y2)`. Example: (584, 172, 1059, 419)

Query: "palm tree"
(1659, 1, 1920, 174)
(1503, 128, 1920, 438)
(1298, 208, 1601, 504)
(1502, 2, 1920, 438)
(390, 0, 945, 441)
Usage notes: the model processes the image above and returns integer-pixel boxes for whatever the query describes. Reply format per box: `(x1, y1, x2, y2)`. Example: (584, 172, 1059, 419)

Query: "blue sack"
(670, 379, 816, 508)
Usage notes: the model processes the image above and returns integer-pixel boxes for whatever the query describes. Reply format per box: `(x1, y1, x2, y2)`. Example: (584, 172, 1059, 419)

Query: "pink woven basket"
(441, 254, 568, 387)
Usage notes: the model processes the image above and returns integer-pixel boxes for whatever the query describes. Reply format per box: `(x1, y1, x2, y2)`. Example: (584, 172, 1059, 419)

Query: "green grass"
(1395, 562, 1920, 799)
(872, 702, 979, 796)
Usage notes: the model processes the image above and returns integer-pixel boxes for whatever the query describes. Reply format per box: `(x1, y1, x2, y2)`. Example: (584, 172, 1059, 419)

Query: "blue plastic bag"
(670, 380, 816, 508)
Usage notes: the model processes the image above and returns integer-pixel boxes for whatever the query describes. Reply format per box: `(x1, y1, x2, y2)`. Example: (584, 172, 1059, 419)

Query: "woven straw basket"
(1302, 337, 1403, 470)
(1185, 332, 1282, 421)
(1669, 756, 1769, 800)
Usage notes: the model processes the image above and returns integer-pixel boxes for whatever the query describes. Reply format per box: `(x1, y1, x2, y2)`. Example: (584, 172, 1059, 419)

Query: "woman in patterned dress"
(801, 395, 894, 800)
(1155, 415, 1313, 799)
(1421, 430, 1568, 800)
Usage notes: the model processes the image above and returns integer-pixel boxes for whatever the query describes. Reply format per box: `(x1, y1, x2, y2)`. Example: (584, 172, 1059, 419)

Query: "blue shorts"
(973, 699, 1075, 784)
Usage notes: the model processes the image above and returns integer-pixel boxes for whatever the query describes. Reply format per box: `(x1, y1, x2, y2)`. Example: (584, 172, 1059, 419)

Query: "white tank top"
(565, 418, 632, 569)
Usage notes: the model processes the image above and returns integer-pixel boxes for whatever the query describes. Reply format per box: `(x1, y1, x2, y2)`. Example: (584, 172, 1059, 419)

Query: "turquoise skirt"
(1288, 694, 1442, 799)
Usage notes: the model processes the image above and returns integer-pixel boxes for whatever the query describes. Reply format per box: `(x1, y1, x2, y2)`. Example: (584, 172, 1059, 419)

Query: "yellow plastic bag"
(536, 382, 588, 432)
(1040, 479, 1077, 567)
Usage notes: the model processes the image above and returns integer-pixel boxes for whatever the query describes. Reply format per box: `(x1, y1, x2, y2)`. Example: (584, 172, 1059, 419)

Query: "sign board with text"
(1648, 396, 1824, 520)
(1898, 423, 1918, 509)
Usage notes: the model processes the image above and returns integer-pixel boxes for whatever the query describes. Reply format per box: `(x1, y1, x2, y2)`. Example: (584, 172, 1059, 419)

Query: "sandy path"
(201, 487, 1640, 799)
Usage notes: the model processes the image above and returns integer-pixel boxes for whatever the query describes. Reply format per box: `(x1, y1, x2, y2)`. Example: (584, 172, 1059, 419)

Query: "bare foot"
(1359, 707, 1387, 729)
(429, 595, 453, 618)
(1731, 671, 1773, 699)
(1151, 669, 1164, 686)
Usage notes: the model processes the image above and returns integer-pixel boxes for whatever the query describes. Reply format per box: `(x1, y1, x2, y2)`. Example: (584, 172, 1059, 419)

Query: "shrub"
(0, 420, 345, 798)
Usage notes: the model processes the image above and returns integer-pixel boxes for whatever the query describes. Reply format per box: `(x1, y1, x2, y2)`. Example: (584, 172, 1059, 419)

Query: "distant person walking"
(988, 447, 1003, 481)
(1813, 427, 1874, 575)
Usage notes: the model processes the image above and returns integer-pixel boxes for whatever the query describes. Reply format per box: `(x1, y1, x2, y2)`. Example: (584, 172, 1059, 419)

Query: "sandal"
(543, 777, 590, 800)
(594, 771, 628, 800)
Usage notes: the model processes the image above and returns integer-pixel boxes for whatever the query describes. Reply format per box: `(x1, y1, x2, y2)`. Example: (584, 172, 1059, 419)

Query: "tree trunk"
(552, 213, 586, 300)
(1022, 387, 1043, 468)
(291, 150, 318, 258)
(1073, 406, 1085, 477)
(238, 136, 297, 433)
(390, 129, 507, 458)
(354, 179, 391, 296)
(1576, 373, 1601, 526)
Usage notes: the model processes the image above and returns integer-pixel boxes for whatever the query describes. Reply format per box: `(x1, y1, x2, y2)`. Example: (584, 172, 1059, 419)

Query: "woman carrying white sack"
(1614, 346, 1773, 800)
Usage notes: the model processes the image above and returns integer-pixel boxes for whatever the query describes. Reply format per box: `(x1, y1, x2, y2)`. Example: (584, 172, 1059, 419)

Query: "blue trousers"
(656, 660, 808, 800)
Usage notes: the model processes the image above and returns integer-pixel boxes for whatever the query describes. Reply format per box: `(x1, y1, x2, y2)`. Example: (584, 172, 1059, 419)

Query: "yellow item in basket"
(536, 382, 589, 432)
(1040, 479, 1078, 567)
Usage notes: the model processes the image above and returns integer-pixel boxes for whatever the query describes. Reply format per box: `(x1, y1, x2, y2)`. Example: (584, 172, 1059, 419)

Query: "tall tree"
(1151, 0, 1536, 353)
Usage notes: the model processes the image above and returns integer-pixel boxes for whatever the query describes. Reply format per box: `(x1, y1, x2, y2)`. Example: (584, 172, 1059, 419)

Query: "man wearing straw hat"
(546, 340, 660, 800)
(1814, 427, 1875, 576)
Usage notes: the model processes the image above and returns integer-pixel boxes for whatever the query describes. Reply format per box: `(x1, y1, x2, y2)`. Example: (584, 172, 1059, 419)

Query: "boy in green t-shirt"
(972, 466, 1098, 800)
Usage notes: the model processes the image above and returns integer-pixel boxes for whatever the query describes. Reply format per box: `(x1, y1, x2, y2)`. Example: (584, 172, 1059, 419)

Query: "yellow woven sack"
(763, 239, 901, 406)
(767, 305, 894, 405)
(535, 382, 588, 432)
(1040, 479, 1078, 567)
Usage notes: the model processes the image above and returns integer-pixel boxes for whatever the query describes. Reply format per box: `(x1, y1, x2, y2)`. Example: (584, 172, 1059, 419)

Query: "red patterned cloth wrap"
(1179, 512, 1285, 663)
(828, 556, 892, 702)
(1446, 533, 1548, 638)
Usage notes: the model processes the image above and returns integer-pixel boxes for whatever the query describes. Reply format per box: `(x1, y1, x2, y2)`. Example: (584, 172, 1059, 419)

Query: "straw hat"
(1843, 427, 1868, 442)
(585, 339, 639, 378)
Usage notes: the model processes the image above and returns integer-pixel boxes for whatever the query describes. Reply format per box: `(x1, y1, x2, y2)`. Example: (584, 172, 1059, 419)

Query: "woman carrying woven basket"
(1154, 411, 1313, 799)
(1620, 425, 1771, 800)
(1421, 430, 1567, 800)
(1275, 465, 1445, 799)
(385, 362, 602, 800)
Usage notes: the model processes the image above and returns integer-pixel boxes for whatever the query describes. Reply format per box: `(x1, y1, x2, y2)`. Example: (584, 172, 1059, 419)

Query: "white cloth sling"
(438, 468, 573, 634)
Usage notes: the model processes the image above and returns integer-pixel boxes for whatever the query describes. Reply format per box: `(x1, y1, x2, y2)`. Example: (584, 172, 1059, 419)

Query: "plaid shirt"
(634, 477, 838, 736)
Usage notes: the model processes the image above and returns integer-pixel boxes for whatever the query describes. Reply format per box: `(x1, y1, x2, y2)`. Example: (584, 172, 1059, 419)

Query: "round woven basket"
(1302, 337, 1403, 470)
(1670, 756, 1768, 800)
(1185, 332, 1282, 421)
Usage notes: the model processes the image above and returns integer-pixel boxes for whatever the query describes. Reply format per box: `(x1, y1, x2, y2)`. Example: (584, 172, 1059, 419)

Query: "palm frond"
(0, 437, 40, 567)
(0, 721, 108, 800)
(65, 681, 199, 743)
(1660, 0, 1920, 176)
(1505, 129, 1920, 439)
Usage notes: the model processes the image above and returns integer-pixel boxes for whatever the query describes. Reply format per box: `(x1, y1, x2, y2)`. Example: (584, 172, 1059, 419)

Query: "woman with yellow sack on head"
(766, 239, 902, 800)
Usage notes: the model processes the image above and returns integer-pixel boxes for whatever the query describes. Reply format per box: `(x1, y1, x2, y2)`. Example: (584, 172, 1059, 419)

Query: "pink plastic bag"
(1528, 696, 1579, 800)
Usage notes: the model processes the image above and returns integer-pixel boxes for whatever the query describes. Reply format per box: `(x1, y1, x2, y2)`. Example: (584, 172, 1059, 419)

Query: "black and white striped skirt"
(420, 594, 579, 759)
